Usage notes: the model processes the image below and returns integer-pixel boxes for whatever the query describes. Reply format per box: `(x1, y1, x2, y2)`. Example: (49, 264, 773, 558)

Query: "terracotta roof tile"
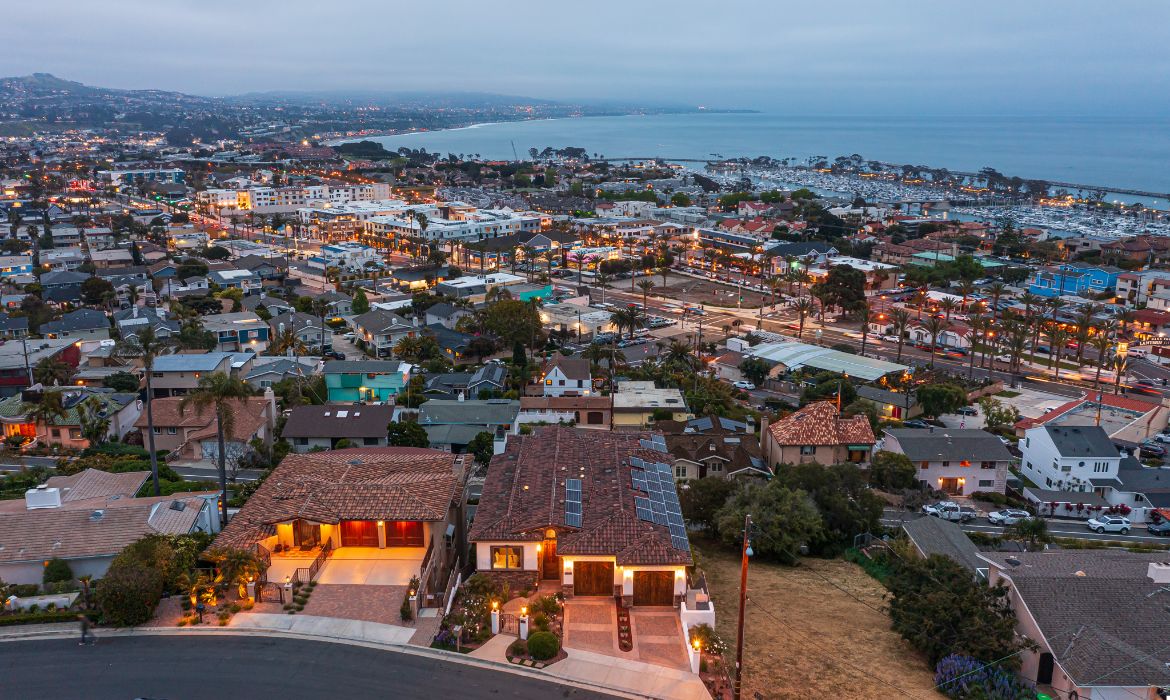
(768, 401, 875, 447)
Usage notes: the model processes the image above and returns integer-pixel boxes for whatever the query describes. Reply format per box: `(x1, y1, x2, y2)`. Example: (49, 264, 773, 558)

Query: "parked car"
(922, 502, 978, 522)
(732, 380, 756, 390)
(902, 419, 932, 429)
(956, 406, 978, 416)
(1140, 440, 1167, 457)
(1146, 521, 1170, 536)
(324, 351, 346, 360)
(987, 509, 1032, 526)
(1155, 432, 1170, 444)
(1086, 515, 1131, 534)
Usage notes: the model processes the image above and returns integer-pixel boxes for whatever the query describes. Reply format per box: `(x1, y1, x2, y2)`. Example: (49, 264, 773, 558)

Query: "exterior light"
(491, 600, 499, 610)
(693, 638, 702, 652)
(520, 606, 528, 617)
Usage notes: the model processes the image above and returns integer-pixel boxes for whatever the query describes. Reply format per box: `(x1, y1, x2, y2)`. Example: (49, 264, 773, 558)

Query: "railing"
(253, 543, 272, 582)
(499, 613, 519, 635)
(416, 541, 437, 608)
(292, 540, 333, 586)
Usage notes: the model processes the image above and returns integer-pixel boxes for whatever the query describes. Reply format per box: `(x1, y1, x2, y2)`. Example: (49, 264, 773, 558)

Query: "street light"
(733, 513, 752, 700)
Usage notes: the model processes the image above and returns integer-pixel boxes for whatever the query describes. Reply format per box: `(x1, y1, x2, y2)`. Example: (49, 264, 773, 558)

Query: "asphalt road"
(1, 636, 617, 700)
(882, 509, 1170, 545)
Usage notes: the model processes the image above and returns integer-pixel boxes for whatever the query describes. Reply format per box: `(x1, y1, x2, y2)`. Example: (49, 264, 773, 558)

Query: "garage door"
(633, 571, 674, 606)
(573, 561, 614, 596)
(340, 520, 379, 547)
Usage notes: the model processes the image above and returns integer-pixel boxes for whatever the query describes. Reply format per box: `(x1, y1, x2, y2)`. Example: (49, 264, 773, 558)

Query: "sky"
(5, 0, 1170, 116)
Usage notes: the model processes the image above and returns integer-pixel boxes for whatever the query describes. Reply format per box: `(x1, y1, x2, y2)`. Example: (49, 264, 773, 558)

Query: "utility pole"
(733, 513, 751, 700)
(21, 337, 32, 386)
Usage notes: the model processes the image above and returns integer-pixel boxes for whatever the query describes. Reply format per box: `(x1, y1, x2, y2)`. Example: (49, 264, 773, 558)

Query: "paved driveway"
(562, 599, 689, 671)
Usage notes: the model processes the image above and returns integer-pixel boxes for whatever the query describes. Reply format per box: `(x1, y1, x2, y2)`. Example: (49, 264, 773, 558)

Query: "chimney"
(263, 386, 276, 423)
(25, 485, 62, 510)
(132, 305, 138, 318)
(1148, 562, 1170, 585)
(457, 390, 465, 402)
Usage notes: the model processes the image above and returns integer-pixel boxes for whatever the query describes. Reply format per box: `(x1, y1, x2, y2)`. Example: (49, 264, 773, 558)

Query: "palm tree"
(269, 327, 307, 357)
(1046, 324, 1070, 380)
(1090, 324, 1115, 397)
(857, 302, 871, 357)
(33, 357, 72, 386)
(1010, 517, 1050, 552)
(891, 309, 911, 362)
(636, 279, 655, 310)
(519, 245, 538, 282)
(793, 298, 814, 339)
(77, 399, 110, 447)
(663, 340, 694, 372)
(956, 280, 975, 310)
(1003, 320, 1030, 383)
(22, 391, 65, 443)
(987, 282, 1007, 324)
(1116, 308, 1136, 339)
(595, 272, 612, 289)
(912, 286, 928, 320)
(938, 297, 959, 322)
(924, 316, 946, 368)
(967, 309, 985, 378)
(610, 306, 647, 340)
(179, 373, 253, 525)
(1073, 304, 1099, 367)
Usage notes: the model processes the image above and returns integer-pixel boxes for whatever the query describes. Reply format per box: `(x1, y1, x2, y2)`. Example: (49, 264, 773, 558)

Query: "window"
(544, 379, 552, 385)
(941, 461, 950, 467)
(800, 445, 815, 456)
(920, 461, 929, 470)
(978, 480, 994, 488)
(152, 372, 163, 378)
(153, 427, 162, 434)
(1025, 437, 1030, 447)
(294, 438, 309, 446)
(363, 437, 379, 446)
(167, 427, 177, 435)
(980, 461, 995, 470)
(675, 464, 687, 479)
(490, 546, 522, 570)
(558, 380, 565, 386)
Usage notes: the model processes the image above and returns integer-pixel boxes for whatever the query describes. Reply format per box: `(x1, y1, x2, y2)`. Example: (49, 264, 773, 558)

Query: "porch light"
(409, 589, 416, 597)
(491, 600, 498, 610)
(536, 544, 542, 552)
(693, 638, 702, 652)
(520, 606, 527, 617)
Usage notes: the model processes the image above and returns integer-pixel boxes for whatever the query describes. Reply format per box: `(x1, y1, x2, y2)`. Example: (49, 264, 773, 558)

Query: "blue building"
(0, 255, 34, 279)
(1028, 263, 1121, 298)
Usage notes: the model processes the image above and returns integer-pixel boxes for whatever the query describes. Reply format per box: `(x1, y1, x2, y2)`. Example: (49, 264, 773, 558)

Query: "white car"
(922, 501, 977, 522)
(1086, 515, 1131, 534)
(732, 381, 756, 390)
(987, 509, 1032, 526)
(1154, 433, 1170, 444)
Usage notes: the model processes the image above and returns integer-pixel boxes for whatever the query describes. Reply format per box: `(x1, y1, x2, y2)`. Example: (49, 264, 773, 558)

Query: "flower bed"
(616, 601, 633, 652)
(505, 632, 567, 668)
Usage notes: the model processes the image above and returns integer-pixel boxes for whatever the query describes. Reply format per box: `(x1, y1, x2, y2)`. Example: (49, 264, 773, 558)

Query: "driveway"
(316, 546, 426, 585)
(562, 599, 689, 671)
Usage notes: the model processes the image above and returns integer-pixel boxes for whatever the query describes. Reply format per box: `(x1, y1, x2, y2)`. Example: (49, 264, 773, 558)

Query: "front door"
(293, 519, 320, 548)
(939, 477, 961, 495)
(340, 520, 379, 547)
(633, 571, 675, 606)
(573, 561, 614, 596)
(1037, 653, 1054, 684)
(541, 538, 559, 580)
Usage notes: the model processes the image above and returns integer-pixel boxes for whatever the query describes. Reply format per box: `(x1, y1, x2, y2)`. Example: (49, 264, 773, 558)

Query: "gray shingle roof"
(419, 399, 519, 426)
(1046, 425, 1118, 458)
(152, 352, 235, 372)
(978, 550, 1170, 688)
(901, 516, 983, 572)
(39, 308, 109, 334)
(885, 428, 1013, 462)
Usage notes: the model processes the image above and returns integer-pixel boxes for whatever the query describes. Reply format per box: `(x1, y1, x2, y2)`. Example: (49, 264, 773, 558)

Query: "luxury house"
(469, 427, 695, 607)
(136, 391, 276, 464)
(761, 401, 875, 467)
(213, 448, 467, 608)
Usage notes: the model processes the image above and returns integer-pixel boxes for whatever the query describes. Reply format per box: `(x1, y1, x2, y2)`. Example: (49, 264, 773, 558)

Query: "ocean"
(358, 112, 1170, 203)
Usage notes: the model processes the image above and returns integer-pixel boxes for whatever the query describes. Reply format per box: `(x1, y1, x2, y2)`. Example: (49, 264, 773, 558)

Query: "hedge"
(526, 631, 560, 660)
(0, 610, 81, 627)
(96, 563, 164, 626)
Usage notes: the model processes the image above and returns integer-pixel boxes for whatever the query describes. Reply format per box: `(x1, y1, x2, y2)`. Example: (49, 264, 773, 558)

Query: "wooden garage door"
(340, 520, 378, 547)
(633, 571, 674, 606)
(573, 561, 614, 596)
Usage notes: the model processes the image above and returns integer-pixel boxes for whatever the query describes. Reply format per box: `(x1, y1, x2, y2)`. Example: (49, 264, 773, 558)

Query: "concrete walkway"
(469, 632, 514, 662)
(554, 646, 710, 700)
(227, 612, 416, 644)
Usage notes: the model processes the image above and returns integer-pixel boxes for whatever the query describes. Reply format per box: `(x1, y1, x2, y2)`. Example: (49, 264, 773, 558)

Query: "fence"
(415, 541, 437, 608)
(291, 540, 333, 586)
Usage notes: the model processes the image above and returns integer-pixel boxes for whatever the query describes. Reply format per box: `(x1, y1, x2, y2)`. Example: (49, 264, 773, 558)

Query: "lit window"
(490, 546, 522, 570)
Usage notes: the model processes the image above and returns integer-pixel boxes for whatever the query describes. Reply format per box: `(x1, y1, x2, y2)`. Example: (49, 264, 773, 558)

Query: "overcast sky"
(5, 0, 1169, 115)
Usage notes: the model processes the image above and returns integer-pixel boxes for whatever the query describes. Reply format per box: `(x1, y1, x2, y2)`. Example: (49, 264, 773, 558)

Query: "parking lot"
(652, 271, 773, 309)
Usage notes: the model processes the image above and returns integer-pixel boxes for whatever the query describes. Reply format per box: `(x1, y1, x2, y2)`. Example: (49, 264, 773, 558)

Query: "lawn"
(697, 541, 942, 699)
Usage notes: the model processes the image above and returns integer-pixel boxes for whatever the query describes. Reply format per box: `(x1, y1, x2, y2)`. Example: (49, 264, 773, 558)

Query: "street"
(0, 636, 617, 700)
(882, 509, 1170, 545)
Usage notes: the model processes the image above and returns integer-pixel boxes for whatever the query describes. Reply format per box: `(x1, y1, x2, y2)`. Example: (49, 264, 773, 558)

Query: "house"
(41, 248, 87, 272)
(0, 313, 29, 340)
(856, 385, 921, 421)
(467, 363, 508, 398)
(136, 391, 276, 464)
(0, 470, 219, 585)
(423, 372, 474, 400)
(664, 426, 767, 481)
(0, 339, 80, 397)
(268, 311, 325, 349)
(1012, 392, 1166, 447)
(208, 269, 262, 296)
(0, 254, 33, 279)
(421, 323, 473, 362)
(148, 352, 253, 397)
(711, 351, 747, 384)
(212, 448, 466, 604)
(202, 312, 270, 352)
(1019, 425, 1122, 497)
(540, 356, 593, 397)
(518, 395, 613, 430)
(161, 276, 210, 298)
(323, 360, 410, 403)
(469, 427, 695, 608)
(317, 291, 353, 318)
(417, 399, 520, 454)
(89, 249, 134, 269)
(282, 404, 395, 452)
(768, 241, 840, 275)
(901, 515, 984, 574)
(0, 387, 142, 449)
(882, 428, 1014, 496)
(612, 380, 690, 429)
(40, 270, 89, 303)
(760, 401, 875, 467)
(234, 255, 287, 281)
(351, 309, 415, 358)
(39, 308, 110, 341)
(243, 356, 318, 389)
(978, 550, 1170, 696)
(1028, 263, 1121, 298)
(424, 302, 471, 330)
(113, 306, 180, 340)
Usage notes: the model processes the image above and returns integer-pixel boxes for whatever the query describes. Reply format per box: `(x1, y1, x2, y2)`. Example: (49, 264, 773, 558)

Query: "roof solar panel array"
(628, 455, 689, 551)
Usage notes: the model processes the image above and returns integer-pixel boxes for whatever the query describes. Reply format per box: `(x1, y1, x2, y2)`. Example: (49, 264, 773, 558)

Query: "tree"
(268, 327, 307, 357)
(22, 391, 66, 439)
(774, 462, 884, 555)
(481, 300, 544, 350)
(118, 326, 171, 496)
(81, 276, 115, 306)
(43, 557, 73, 584)
(33, 357, 72, 386)
(887, 554, 1027, 667)
(809, 265, 866, 314)
(916, 383, 968, 419)
(202, 246, 230, 260)
(978, 397, 1020, 432)
(351, 287, 370, 315)
(95, 562, 164, 627)
(77, 399, 111, 446)
(179, 373, 253, 524)
(387, 420, 429, 447)
(1009, 517, 1050, 551)
(890, 309, 911, 362)
(714, 481, 823, 564)
(102, 371, 141, 393)
(679, 477, 735, 534)
(793, 298, 814, 339)
(738, 358, 770, 386)
(466, 431, 496, 466)
(923, 315, 946, 368)
(636, 279, 655, 309)
(670, 192, 692, 207)
(868, 451, 918, 490)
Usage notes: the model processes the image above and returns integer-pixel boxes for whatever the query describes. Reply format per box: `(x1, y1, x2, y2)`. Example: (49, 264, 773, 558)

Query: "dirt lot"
(697, 542, 941, 700)
(653, 272, 773, 309)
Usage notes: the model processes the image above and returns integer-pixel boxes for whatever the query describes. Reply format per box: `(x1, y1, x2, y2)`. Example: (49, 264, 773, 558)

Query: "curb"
(0, 625, 652, 699)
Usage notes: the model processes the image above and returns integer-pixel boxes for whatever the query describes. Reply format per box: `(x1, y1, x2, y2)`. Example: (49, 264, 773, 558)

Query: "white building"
(1019, 425, 1121, 495)
(882, 428, 1014, 496)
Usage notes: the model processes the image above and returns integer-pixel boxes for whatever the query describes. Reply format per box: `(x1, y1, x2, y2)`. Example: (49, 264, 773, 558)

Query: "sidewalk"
(554, 646, 711, 700)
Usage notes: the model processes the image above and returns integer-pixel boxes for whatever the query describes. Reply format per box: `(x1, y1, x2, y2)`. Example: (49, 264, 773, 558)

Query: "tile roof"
(469, 427, 691, 566)
(213, 448, 462, 549)
(281, 405, 394, 439)
(977, 550, 1170, 688)
(0, 469, 148, 515)
(768, 401, 875, 447)
(138, 396, 271, 445)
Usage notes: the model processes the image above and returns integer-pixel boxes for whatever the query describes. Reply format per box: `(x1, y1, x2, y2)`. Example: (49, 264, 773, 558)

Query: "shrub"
(11, 584, 40, 598)
(96, 563, 164, 627)
(533, 594, 560, 618)
(229, 603, 241, 614)
(970, 491, 1010, 507)
(43, 558, 73, 584)
(0, 610, 81, 627)
(507, 639, 528, 657)
(533, 612, 550, 632)
(934, 654, 1034, 699)
(294, 604, 305, 611)
(176, 619, 188, 627)
(400, 597, 413, 621)
(526, 631, 560, 660)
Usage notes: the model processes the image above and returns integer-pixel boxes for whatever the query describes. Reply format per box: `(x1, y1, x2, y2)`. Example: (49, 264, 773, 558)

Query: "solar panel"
(630, 457, 645, 469)
(667, 512, 684, 527)
(631, 474, 646, 492)
(566, 513, 582, 527)
(565, 478, 583, 527)
(670, 535, 691, 552)
(566, 501, 581, 515)
(669, 523, 687, 539)
(652, 511, 667, 525)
